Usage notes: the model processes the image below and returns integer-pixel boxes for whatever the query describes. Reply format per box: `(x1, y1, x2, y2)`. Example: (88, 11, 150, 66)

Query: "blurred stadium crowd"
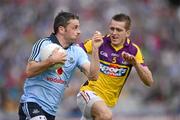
(0, 0, 180, 120)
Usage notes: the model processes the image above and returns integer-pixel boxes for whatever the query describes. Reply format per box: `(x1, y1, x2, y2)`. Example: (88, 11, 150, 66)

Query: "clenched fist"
(92, 31, 103, 49)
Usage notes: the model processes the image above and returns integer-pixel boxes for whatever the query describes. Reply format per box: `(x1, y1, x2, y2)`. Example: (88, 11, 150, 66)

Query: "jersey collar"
(50, 33, 72, 49)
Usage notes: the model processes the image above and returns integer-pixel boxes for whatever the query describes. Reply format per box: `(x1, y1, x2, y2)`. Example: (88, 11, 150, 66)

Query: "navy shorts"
(18, 102, 55, 120)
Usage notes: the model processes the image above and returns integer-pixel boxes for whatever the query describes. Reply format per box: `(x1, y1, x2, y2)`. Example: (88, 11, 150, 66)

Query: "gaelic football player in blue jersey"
(77, 13, 154, 120)
(18, 11, 103, 120)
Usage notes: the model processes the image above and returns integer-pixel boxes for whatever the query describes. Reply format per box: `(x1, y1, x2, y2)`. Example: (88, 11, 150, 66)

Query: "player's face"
(109, 20, 130, 46)
(64, 19, 81, 44)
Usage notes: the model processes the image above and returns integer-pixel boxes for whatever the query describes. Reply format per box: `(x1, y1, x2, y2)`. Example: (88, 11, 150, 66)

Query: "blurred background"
(0, 0, 180, 120)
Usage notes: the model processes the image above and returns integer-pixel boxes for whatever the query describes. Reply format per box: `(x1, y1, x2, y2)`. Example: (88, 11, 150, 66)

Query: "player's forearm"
(134, 63, 154, 86)
(26, 59, 53, 78)
(88, 47, 100, 80)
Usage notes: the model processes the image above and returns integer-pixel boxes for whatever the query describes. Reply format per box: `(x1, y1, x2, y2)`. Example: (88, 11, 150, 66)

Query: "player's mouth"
(111, 36, 116, 39)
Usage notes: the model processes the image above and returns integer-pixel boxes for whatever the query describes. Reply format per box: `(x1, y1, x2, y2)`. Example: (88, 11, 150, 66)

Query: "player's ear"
(126, 30, 131, 37)
(58, 26, 65, 34)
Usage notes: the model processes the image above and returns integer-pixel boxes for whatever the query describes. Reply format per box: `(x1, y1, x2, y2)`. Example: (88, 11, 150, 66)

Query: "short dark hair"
(53, 11, 79, 34)
(112, 13, 131, 30)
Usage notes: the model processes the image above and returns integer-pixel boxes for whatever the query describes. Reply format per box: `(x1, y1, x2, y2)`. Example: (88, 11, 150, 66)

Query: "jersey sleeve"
(134, 44, 145, 64)
(79, 39, 92, 54)
(28, 39, 47, 62)
(77, 47, 90, 67)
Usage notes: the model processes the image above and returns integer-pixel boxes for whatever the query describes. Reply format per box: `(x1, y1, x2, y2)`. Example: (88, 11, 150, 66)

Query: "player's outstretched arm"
(81, 31, 103, 80)
(88, 31, 103, 80)
(122, 51, 154, 86)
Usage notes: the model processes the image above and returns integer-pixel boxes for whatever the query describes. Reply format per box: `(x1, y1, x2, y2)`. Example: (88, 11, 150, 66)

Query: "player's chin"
(70, 37, 78, 43)
(73, 35, 80, 40)
(111, 40, 119, 45)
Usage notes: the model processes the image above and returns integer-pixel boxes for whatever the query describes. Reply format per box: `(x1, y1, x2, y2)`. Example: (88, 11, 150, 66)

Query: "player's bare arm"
(122, 51, 154, 86)
(26, 48, 67, 78)
(81, 31, 103, 80)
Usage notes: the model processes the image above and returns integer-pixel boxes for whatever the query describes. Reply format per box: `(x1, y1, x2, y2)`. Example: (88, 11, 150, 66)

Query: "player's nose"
(77, 29, 81, 35)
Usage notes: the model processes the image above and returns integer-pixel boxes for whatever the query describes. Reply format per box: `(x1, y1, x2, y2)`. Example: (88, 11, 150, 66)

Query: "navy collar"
(50, 33, 61, 45)
(49, 33, 72, 49)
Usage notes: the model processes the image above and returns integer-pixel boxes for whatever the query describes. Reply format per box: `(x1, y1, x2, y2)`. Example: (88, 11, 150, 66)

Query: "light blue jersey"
(20, 33, 89, 116)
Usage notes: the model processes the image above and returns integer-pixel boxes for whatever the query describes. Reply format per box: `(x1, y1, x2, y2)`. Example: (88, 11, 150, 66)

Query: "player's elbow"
(25, 67, 37, 78)
(149, 79, 154, 86)
(144, 78, 154, 87)
(25, 62, 35, 78)
(143, 70, 154, 87)
(25, 70, 33, 78)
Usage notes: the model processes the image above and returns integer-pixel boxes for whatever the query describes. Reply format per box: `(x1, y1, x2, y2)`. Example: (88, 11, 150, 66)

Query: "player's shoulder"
(127, 39, 142, 55)
(131, 41, 141, 50)
(71, 44, 88, 58)
(125, 38, 139, 48)
(33, 37, 51, 46)
(71, 44, 85, 51)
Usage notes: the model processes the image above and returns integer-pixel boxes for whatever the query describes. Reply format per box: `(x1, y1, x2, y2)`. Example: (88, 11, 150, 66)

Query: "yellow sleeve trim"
(84, 39, 92, 54)
(133, 43, 144, 63)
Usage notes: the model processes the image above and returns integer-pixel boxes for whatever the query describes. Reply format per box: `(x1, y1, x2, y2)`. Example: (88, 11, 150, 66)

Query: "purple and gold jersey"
(79, 35, 145, 107)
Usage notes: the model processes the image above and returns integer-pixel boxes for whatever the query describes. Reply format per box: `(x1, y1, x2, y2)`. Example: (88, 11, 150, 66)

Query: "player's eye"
(116, 28, 122, 32)
(110, 27, 123, 32)
(74, 25, 79, 29)
(110, 27, 115, 31)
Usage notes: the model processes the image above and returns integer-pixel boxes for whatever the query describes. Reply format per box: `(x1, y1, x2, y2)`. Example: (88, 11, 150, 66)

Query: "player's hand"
(48, 48, 67, 65)
(122, 51, 137, 66)
(92, 31, 103, 49)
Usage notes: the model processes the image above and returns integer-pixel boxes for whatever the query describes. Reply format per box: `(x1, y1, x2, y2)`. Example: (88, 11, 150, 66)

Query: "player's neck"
(56, 34, 70, 49)
(111, 38, 126, 51)
(111, 39, 125, 47)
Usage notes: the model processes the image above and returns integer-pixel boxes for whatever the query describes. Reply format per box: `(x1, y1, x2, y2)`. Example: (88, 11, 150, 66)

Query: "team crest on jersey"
(68, 57, 75, 64)
(100, 63, 128, 77)
(100, 51, 108, 57)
